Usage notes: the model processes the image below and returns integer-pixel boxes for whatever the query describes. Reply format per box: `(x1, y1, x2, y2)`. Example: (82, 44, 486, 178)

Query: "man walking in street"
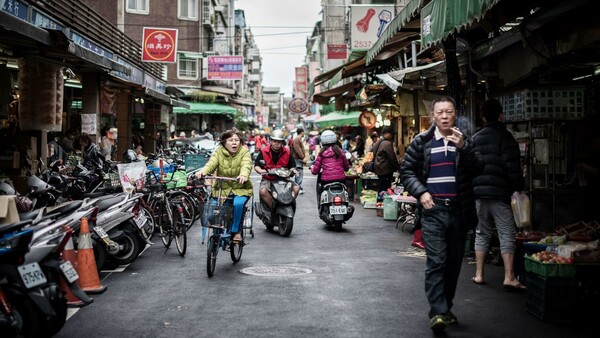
(471, 98, 525, 290)
(372, 126, 399, 193)
(291, 128, 306, 194)
(401, 96, 482, 333)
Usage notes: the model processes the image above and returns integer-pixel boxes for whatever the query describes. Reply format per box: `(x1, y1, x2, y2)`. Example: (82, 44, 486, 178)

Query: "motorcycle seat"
(322, 182, 346, 192)
(80, 191, 106, 199)
(19, 209, 42, 221)
(0, 220, 31, 236)
(27, 175, 53, 194)
(46, 200, 83, 217)
(96, 195, 127, 212)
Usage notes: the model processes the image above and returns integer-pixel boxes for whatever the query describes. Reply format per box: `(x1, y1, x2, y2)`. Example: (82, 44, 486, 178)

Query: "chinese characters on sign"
(350, 6, 394, 51)
(207, 56, 244, 80)
(295, 67, 308, 97)
(327, 44, 347, 60)
(142, 27, 178, 63)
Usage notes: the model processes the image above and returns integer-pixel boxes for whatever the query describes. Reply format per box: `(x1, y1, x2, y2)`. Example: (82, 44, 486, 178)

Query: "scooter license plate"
(330, 205, 347, 215)
(134, 213, 147, 228)
(60, 261, 79, 283)
(94, 226, 109, 239)
(18, 263, 48, 289)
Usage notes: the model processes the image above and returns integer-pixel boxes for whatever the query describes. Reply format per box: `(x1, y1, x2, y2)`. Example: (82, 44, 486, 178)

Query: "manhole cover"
(240, 265, 313, 276)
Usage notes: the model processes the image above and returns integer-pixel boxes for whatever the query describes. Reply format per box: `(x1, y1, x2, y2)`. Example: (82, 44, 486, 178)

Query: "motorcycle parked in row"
(254, 166, 297, 237)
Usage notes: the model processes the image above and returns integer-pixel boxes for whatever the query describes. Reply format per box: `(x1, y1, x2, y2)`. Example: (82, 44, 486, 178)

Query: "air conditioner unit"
(215, 5, 224, 12)
(202, 0, 213, 25)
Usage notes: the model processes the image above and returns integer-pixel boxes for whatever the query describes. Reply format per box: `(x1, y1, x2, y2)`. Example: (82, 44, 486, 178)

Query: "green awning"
(366, 0, 424, 65)
(173, 102, 237, 115)
(421, 0, 501, 48)
(314, 111, 362, 128)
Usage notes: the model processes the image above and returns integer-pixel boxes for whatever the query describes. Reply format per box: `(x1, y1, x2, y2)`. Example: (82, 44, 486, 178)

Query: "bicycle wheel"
(169, 191, 196, 230)
(156, 199, 174, 248)
(173, 204, 187, 256)
(230, 231, 244, 263)
(206, 234, 218, 277)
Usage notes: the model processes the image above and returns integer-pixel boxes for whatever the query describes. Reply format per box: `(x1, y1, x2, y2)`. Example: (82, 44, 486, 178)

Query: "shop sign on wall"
(350, 5, 394, 51)
(327, 44, 347, 60)
(142, 27, 178, 63)
(207, 56, 243, 80)
(81, 114, 97, 135)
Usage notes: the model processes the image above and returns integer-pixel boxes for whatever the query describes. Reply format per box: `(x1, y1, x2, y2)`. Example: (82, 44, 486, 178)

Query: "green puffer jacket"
(202, 146, 253, 197)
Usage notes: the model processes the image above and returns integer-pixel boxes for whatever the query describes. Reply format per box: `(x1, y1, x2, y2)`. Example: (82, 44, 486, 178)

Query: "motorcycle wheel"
(5, 291, 40, 338)
(43, 283, 67, 337)
(109, 228, 141, 266)
(92, 238, 107, 272)
(278, 216, 294, 237)
(332, 221, 343, 231)
(206, 236, 218, 277)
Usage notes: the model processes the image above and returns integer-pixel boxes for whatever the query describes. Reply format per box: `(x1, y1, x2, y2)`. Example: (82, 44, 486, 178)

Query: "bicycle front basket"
(201, 202, 233, 228)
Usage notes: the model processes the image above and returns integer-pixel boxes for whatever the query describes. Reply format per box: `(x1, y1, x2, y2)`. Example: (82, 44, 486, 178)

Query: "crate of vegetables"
(524, 253, 576, 278)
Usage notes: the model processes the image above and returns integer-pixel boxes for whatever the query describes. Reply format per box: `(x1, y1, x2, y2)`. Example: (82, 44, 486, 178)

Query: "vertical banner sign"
(295, 67, 308, 97)
(350, 5, 394, 51)
(142, 27, 178, 63)
(207, 56, 244, 80)
(327, 44, 347, 60)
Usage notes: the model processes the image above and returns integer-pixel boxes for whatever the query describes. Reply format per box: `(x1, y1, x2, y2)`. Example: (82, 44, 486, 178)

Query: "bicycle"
(145, 168, 189, 256)
(201, 176, 254, 277)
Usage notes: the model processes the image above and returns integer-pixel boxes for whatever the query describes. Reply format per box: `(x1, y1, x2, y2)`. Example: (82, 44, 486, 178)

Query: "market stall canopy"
(312, 82, 356, 105)
(173, 102, 237, 115)
(421, 0, 502, 48)
(303, 114, 321, 123)
(314, 111, 362, 128)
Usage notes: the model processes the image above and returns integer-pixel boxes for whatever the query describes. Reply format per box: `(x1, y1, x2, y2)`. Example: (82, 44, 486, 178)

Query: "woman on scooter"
(311, 130, 350, 201)
(195, 128, 253, 242)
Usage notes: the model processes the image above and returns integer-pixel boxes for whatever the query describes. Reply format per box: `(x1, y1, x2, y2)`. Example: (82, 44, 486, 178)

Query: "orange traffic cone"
(76, 217, 107, 294)
(60, 236, 93, 307)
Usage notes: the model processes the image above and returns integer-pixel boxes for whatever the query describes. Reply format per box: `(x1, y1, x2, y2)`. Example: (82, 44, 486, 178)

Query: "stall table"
(390, 194, 417, 231)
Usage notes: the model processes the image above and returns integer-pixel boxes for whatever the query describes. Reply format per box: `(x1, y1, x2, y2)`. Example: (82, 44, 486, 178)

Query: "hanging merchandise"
(511, 191, 531, 228)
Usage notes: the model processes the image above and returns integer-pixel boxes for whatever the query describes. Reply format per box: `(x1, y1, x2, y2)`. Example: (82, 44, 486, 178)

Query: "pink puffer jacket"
(311, 146, 349, 182)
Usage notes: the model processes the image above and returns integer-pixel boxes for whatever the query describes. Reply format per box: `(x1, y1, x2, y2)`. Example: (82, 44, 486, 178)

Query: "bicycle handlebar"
(203, 175, 239, 182)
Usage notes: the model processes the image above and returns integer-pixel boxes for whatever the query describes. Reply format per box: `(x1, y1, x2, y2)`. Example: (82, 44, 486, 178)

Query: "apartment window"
(178, 0, 198, 20)
(126, 0, 149, 14)
(178, 56, 198, 79)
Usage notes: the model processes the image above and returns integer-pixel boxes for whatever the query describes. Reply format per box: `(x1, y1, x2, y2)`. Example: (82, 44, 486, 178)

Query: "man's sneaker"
(299, 189, 304, 195)
(430, 315, 447, 333)
(444, 311, 458, 325)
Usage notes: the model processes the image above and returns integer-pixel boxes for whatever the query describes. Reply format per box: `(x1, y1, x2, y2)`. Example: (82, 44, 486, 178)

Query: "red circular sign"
(359, 111, 377, 128)
(143, 28, 178, 62)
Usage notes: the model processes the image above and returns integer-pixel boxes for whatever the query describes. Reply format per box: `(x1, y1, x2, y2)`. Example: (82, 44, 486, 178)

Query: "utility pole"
(279, 93, 284, 126)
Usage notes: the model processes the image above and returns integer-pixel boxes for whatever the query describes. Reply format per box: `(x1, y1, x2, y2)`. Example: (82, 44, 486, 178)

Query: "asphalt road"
(56, 171, 596, 338)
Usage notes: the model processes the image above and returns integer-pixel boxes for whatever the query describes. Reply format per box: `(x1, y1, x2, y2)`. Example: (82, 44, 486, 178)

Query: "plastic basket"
(524, 256, 576, 277)
(524, 272, 577, 322)
(184, 154, 207, 172)
(201, 201, 233, 229)
(147, 163, 175, 175)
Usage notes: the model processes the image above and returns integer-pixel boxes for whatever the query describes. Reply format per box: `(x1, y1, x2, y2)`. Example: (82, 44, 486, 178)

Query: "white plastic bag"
(117, 162, 147, 193)
(511, 191, 531, 228)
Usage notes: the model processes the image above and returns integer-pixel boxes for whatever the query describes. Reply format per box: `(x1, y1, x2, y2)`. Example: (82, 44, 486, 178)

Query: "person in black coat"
(400, 96, 483, 333)
(471, 98, 525, 289)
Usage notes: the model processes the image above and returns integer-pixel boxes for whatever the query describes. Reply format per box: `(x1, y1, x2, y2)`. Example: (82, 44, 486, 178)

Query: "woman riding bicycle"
(195, 128, 253, 242)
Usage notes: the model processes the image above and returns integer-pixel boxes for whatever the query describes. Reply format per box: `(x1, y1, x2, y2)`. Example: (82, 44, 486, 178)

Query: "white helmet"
(270, 129, 285, 141)
(320, 130, 337, 145)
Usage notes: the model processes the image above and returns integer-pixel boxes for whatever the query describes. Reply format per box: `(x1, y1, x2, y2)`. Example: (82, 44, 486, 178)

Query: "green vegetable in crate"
(538, 235, 566, 245)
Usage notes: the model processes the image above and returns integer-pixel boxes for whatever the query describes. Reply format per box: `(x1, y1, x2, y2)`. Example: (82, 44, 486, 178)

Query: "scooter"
(317, 180, 355, 231)
(254, 166, 297, 237)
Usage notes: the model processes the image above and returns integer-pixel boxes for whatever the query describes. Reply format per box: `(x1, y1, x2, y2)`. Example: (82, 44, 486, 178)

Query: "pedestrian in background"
(371, 126, 399, 193)
(352, 135, 365, 157)
(368, 131, 379, 151)
(291, 127, 306, 194)
(471, 98, 525, 290)
(400, 96, 482, 333)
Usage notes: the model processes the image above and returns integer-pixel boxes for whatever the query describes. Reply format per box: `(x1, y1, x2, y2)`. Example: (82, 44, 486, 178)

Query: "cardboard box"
(0, 195, 20, 225)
